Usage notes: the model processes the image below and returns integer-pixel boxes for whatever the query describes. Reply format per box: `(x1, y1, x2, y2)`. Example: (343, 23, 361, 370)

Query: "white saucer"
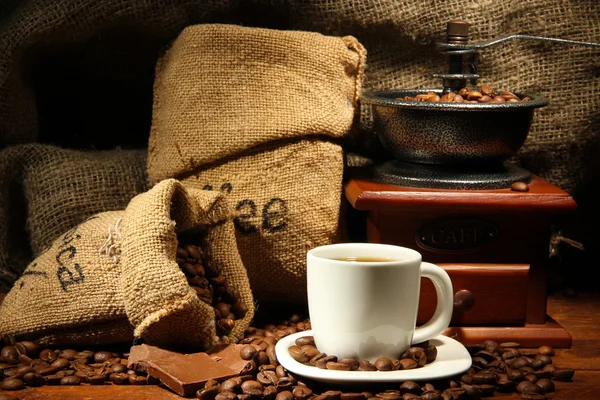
(275, 330, 472, 384)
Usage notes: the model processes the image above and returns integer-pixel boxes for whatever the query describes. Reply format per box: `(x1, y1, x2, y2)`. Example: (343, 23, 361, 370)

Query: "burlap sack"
(0, 144, 148, 292)
(120, 179, 254, 350)
(0, 179, 254, 350)
(147, 24, 366, 304)
(0, 211, 133, 346)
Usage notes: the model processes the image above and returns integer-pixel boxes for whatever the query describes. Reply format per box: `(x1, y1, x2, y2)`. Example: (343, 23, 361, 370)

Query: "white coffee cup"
(307, 243, 454, 362)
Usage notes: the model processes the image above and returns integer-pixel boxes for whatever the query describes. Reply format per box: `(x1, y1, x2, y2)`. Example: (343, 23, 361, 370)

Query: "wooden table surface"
(1, 291, 599, 399)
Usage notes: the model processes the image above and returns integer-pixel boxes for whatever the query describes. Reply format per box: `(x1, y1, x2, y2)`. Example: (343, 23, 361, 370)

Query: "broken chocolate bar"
(128, 343, 251, 397)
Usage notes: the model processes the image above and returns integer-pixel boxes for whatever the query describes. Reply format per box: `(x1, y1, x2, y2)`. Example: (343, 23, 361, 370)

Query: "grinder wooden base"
(344, 174, 577, 347)
(444, 316, 572, 348)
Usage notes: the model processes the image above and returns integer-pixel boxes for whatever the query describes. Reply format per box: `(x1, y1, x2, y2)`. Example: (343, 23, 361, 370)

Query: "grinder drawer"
(416, 263, 530, 325)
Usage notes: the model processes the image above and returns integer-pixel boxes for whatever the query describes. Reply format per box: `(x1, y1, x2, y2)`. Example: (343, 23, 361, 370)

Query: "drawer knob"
(454, 289, 475, 312)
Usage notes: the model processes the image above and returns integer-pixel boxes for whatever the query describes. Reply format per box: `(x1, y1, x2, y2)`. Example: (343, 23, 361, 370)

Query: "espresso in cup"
(330, 256, 397, 262)
(307, 243, 454, 362)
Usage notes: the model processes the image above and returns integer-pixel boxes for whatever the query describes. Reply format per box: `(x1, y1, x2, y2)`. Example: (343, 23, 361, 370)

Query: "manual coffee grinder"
(348, 21, 600, 347)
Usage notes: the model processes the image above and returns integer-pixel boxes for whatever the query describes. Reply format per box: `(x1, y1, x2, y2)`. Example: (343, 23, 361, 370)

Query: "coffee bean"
(38, 366, 60, 375)
(1, 347, 18, 361)
(399, 381, 421, 395)
(399, 358, 417, 370)
(340, 393, 366, 400)
(276, 391, 294, 400)
(215, 303, 232, 319)
(511, 181, 529, 192)
(1, 377, 24, 390)
(217, 391, 241, 400)
(87, 373, 108, 385)
(241, 380, 262, 393)
(256, 370, 277, 386)
(359, 360, 377, 371)
(553, 367, 575, 381)
(58, 349, 78, 361)
(521, 394, 547, 400)
(73, 350, 94, 362)
(472, 371, 498, 385)
(44, 374, 62, 385)
(128, 374, 147, 385)
(420, 391, 440, 400)
(92, 351, 113, 364)
(39, 349, 57, 363)
(294, 336, 315, 347)
(198, 385, 219, 400)
(276, 377, 294, 392)
(185, 244, 203, 261)
(536, 378, 555, 393)
(217, 319, 235, 336)
(497, 375, 517, 392)
(337, 358, 359, 371)
(375, 390, 401, 400)
(288, 346, 310, 363)
(240, 345, 258, 361)
(501, 342, 521, 348)
(60, 375, 80, 386)
(374, 357, 393, 371)
(50, 357, 70, 370)
(299, 345, 319, 360)
(109, 372, 129, 385)
(22, 371, 45, 387)
(424, 346, 438, 363)
(326, 362, 351, 371)
(15, 341, 39, 358)
(293, 386, 313, 400)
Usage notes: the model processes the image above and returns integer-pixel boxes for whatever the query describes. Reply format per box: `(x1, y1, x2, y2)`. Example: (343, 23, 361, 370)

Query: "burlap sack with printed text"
(147, 24, 366, 304)
(0, 211, 133, 346)
(0, 179, 254, 350)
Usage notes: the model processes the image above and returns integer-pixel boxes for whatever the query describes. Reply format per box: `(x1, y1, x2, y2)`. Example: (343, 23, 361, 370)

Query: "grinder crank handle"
(438, 34, 600, 54)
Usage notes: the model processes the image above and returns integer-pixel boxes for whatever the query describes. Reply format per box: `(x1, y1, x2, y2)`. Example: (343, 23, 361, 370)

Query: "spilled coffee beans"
(175, 241, 248, 337)
(0, 313, 575, 400)
(0, 341, 149, 390)
(287, 336, 437, 371)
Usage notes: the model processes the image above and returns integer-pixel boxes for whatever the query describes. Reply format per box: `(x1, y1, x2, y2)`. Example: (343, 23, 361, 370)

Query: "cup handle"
(412, 262, 454, 344)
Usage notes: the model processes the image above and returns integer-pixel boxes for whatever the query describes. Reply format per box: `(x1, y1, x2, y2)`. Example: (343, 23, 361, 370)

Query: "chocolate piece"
(207, 344, 251, 374)
(127, 344, 181, 372)
(146, 352, 239, 396)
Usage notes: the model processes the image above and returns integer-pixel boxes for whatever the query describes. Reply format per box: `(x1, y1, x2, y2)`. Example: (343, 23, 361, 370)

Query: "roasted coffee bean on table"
(397, 85, 531, 103)
(1, 311, 575, 400)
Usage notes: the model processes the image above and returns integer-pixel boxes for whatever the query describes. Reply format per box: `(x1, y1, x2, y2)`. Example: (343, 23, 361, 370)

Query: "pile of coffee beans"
(398, 86, 531, 103)
(0, 341, 152, 393)
(287, 336, 437, 372)
(175, 241, 248, 336)
(1, 311, 575, 400)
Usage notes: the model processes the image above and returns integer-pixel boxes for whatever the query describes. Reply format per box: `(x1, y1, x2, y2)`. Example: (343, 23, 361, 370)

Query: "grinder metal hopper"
(361, 21, 600, 190)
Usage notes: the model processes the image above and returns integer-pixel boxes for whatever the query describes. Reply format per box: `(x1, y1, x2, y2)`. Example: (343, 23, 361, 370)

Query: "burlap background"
(120, 179, 254, 350)
(1, 0, 599, 290)
(0, 144, 148, 292)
